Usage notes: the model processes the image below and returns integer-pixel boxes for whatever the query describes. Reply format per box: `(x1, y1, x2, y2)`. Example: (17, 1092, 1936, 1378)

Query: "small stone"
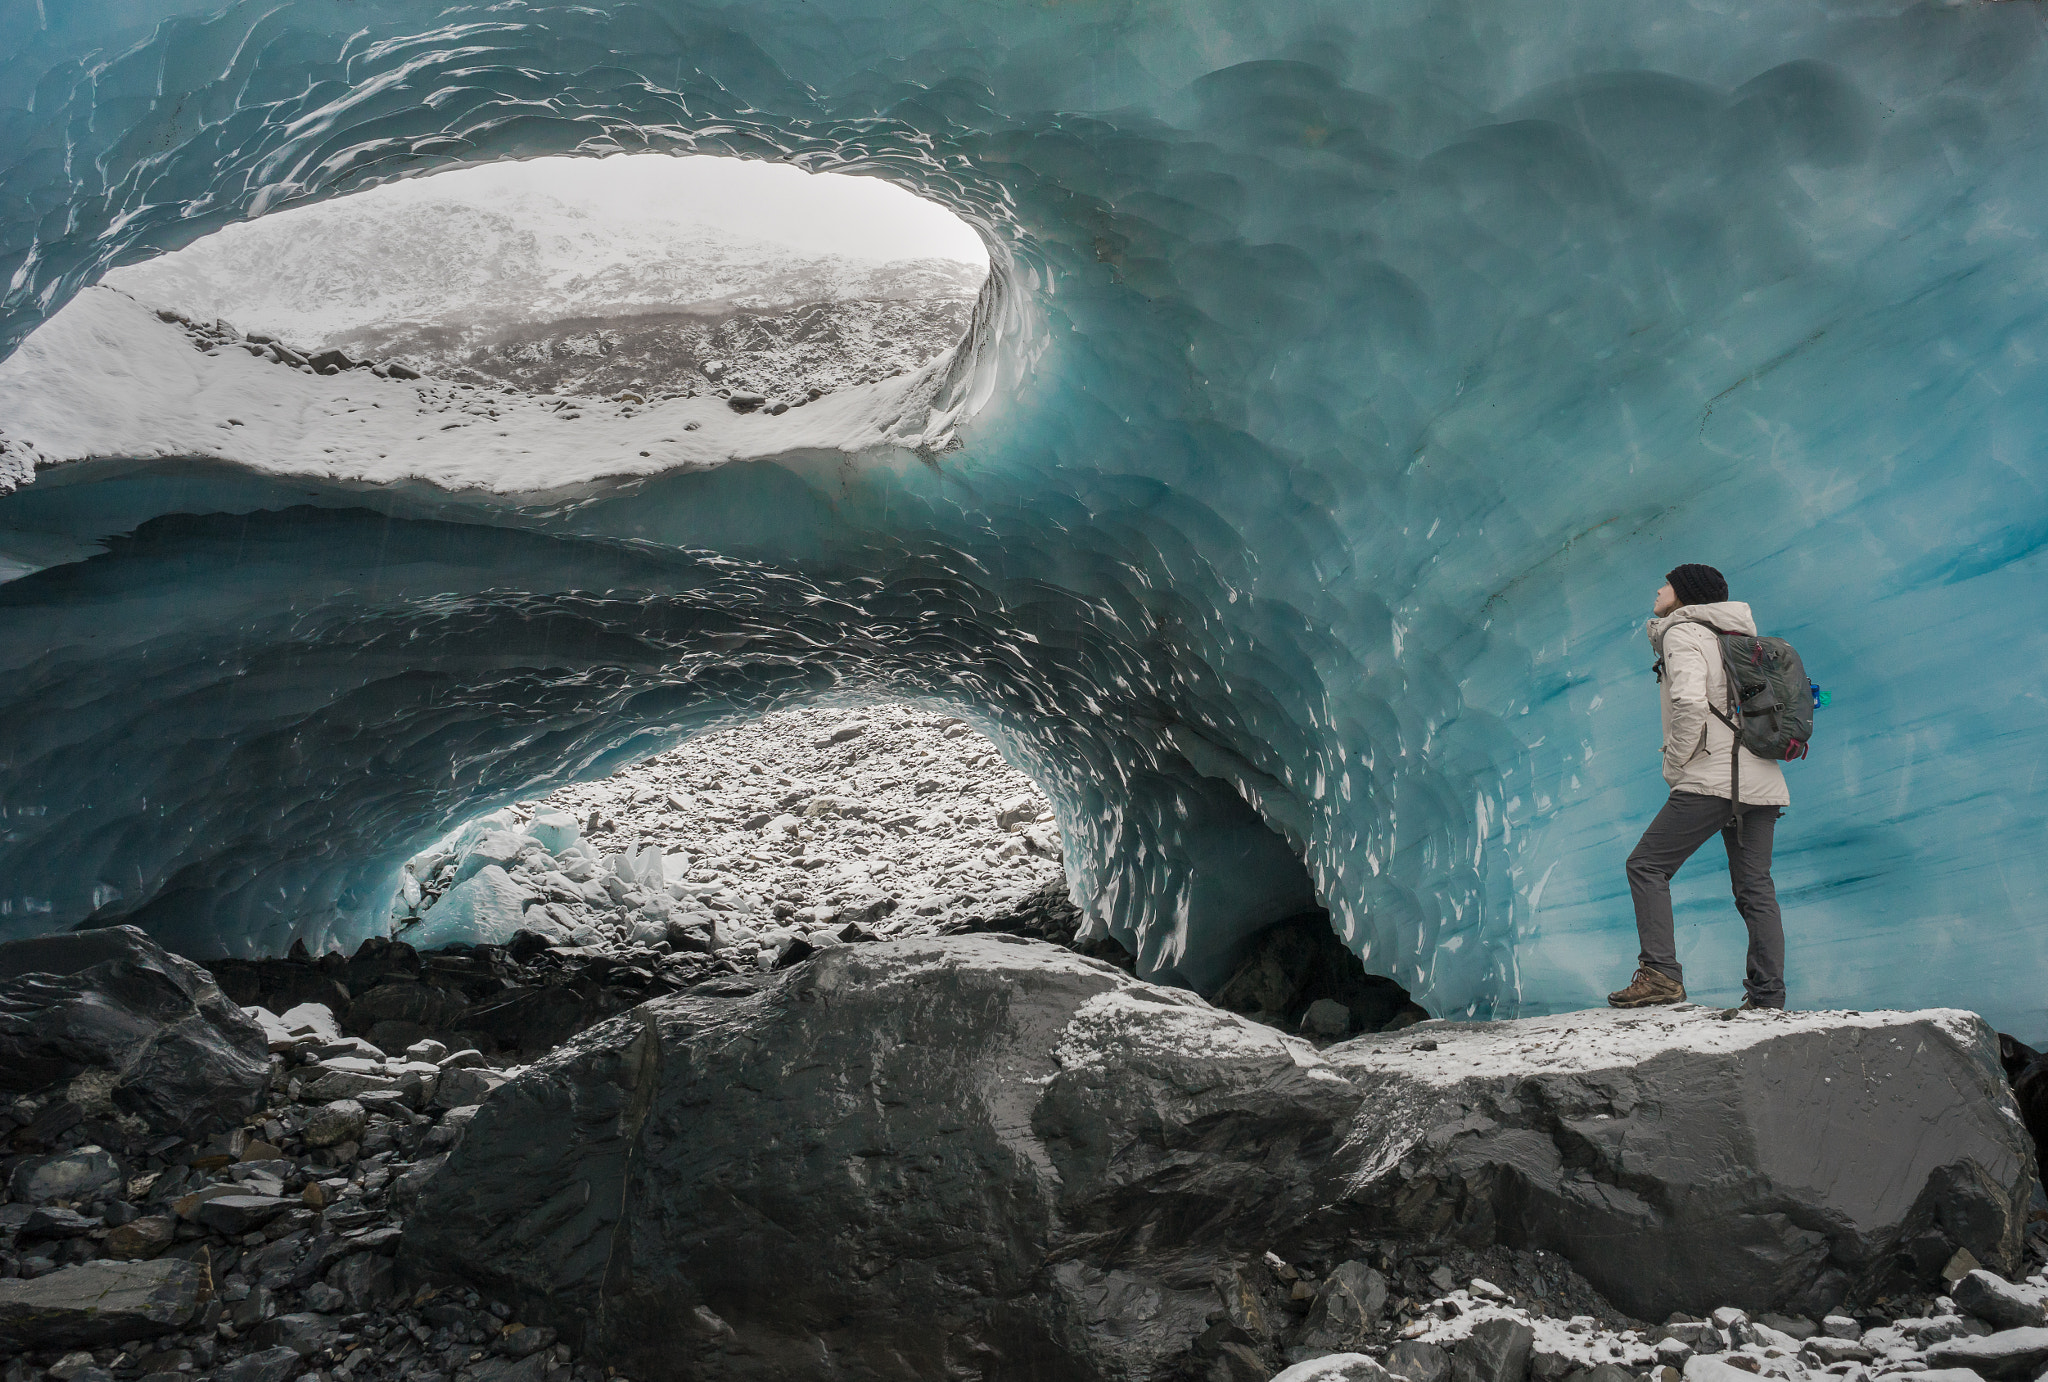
(1711, 1308, 1748, 1330)
(1301, 998, 1352, 1038)
(1801, 1337, 1875, 1366)
(1953, 1270, 2048, 1330)
(10, 1147, 122, 1204)
(494, 1324, 558, 1358)
(302, 1099, 368, 1149)
(433, 1066, 509, 1109)
(103, 1215, 176, 1261)
(1945, 1248, 1985, 1284)
(217, 1345, 303, 1382)
(303, 1282, 346, 1313)
(1385, 1341, 1451, 1382)
(48, 1352, 98, 1380)
(1822, 1315, 1862, 1340)
(191, 1194, 293, 1235)
(1756, 1314, 1818, 1340)
(21, 1207, 101, 1239)
(1653, 1337, 1693, 1367)
(1450, 1318, 1535, 1382)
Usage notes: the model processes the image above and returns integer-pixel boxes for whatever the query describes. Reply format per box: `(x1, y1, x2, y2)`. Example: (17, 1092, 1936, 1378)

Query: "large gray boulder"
(403, 934, 1361, 1380)
(0, 925, 271, 1138)
(1323, 1005, 2032, 1319)
(400, 939, 2033, 1379)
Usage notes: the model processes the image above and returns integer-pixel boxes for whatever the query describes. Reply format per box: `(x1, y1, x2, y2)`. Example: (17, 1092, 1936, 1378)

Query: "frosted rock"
(1324, 1005, 2031, 1319)
(278, 1002, 340, 1042)
(1952, 1271, 2046, 1330)
(1273, 1358, 1398, 1382)
(405, 865, 553, 949)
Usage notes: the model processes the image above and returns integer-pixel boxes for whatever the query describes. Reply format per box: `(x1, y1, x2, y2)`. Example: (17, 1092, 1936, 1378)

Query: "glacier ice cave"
(2, 0, 2047, 1032)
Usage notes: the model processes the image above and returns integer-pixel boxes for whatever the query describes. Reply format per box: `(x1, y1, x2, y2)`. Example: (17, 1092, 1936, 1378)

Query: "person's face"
(1653, 581, 1680, 617)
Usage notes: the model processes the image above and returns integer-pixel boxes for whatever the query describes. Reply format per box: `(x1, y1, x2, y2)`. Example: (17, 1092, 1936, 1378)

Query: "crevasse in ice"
(2, 0, 2046, 1031)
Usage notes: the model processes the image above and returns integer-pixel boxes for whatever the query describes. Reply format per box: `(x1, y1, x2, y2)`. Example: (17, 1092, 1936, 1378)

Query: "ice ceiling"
(3, 0, 2047, 1029)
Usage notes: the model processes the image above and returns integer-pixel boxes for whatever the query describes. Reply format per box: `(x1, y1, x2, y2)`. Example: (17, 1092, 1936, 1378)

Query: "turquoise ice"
(3, 0, 2046, 1031)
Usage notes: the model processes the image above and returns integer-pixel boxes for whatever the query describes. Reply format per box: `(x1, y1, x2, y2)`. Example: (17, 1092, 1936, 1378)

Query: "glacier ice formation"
(3, 0, 2048, 1032)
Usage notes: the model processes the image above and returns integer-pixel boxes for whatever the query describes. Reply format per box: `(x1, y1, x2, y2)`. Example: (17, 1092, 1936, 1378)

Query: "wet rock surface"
(1323, 1007, 2033, 1322)
(401, 935, 1362, 1380)
(0, 928, 270, 1142)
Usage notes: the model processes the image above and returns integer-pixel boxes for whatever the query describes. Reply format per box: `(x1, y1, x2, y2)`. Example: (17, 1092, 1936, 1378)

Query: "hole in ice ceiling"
(0, 156, 995, 495)
(102, 154, 991, 408)
(392, 703, 1070, 962)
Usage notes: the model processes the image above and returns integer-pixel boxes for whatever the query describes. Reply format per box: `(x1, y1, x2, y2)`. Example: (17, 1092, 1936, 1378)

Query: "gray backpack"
(1657, 623, 1820, 826)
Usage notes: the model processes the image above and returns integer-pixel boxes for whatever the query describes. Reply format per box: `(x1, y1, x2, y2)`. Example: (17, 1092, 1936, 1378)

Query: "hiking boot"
(1739, 997, 1783, 1012)
(1607, 967, 1686, 1008)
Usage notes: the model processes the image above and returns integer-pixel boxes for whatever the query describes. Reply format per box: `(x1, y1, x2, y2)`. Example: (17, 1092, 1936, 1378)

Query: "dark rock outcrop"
(402, 934, 1362, 1380)
(0, 925, 270, 1139)
(1209, 912, 1429, 1038)
(210, 933, 748, 1060)
(400, 938, 2032, 1378)
(1996, 1033, 2048, 1193)
(1324, 1006, 2033, 1322)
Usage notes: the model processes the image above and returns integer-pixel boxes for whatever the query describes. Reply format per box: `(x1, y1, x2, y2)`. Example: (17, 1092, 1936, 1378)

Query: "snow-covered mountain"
(103, 182, 985, 399)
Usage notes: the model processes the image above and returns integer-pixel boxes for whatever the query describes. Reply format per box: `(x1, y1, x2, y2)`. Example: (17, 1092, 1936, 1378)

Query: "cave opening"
(391, 701, 1069, 960)
(96, 152, 991, 415)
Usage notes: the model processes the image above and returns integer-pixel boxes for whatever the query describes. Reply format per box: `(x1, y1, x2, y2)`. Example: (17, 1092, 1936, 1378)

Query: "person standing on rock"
(1608, 564, 1791, 1011)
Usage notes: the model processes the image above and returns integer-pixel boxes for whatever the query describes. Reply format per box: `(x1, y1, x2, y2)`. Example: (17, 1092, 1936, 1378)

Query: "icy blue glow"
(3, 0, 2047, 1031)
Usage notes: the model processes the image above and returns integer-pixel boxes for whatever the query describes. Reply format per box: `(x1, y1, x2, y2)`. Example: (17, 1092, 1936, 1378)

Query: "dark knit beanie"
(1667, 563, 1728, 607)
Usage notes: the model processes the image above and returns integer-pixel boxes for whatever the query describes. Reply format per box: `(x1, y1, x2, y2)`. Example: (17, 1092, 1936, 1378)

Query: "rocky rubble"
(391, 704, 1068, 965)
(154, 312, 419, 381)
(0, 929, 611, 1382)
(0, 921, 2041, 1382)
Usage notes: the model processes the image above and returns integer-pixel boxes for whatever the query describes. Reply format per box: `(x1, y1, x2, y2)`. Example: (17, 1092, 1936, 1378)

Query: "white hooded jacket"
(1647, 601, 1791, 806)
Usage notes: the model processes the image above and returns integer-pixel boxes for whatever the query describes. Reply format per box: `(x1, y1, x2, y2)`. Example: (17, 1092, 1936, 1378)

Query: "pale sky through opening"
(368, 154, 989, 266)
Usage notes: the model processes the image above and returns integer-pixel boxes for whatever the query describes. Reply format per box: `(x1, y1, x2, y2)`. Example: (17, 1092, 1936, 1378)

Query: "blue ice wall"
(3, 0, 2047, 1030)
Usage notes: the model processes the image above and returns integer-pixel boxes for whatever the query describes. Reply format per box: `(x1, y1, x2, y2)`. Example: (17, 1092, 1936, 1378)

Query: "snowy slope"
(0, 289, 957, 496)
(102, 187, 984, 344)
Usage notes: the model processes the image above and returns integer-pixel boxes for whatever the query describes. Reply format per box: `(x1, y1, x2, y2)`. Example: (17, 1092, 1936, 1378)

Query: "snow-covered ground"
(101, 166, 984, 344)
(396, 703, 1067, 970)
(0, 289, 961, 498)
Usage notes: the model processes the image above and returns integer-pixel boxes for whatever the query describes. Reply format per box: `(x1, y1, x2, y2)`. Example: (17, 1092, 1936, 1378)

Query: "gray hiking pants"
(1627, 790, 1785, 1007)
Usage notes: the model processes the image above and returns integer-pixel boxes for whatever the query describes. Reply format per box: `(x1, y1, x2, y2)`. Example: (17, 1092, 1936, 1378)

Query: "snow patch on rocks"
(0, 288, 964, 501)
